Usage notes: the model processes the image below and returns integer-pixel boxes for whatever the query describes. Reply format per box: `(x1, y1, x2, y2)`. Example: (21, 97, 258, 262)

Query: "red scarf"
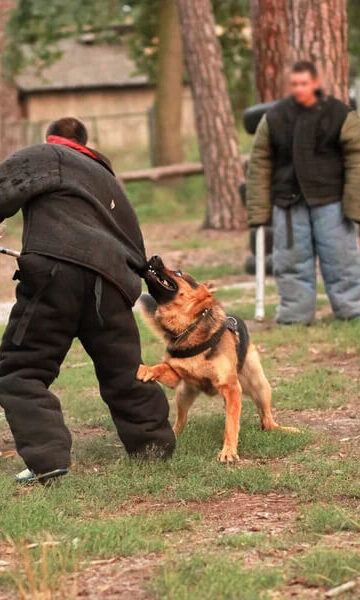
(46, 135, 98, 160)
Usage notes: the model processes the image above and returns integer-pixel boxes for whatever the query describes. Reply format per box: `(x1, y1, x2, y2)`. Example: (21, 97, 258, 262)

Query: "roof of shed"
(16, 38, 148, 93)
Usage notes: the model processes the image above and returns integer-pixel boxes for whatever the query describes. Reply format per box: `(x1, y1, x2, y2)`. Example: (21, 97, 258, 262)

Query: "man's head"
(289, 61, 320, 106)
(46, 118, 88, 145)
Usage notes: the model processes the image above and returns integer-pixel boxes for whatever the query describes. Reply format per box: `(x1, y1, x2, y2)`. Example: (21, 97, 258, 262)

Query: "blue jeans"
(273, 201, 360, 324)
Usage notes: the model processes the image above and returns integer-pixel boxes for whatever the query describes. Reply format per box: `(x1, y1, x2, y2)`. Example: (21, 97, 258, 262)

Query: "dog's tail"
(139, 294, 163, 338)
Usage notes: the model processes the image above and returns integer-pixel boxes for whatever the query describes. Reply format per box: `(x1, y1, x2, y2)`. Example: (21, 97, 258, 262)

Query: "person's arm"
(246, 114, 272, 226)
(0, 145, 60, 222)
(340, 110, 360, 223)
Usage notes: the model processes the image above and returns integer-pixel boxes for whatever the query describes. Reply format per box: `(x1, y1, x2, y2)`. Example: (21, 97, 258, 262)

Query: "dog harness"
(167, 314, 249, 370)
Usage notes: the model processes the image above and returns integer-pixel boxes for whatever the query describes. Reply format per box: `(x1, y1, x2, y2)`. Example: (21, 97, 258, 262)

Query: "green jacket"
(247, 109, 360, 226)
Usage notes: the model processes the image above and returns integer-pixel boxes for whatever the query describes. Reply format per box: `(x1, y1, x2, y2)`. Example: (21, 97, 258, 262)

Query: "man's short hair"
(291, 61, 318, 78)
(46, 118, 88, 145)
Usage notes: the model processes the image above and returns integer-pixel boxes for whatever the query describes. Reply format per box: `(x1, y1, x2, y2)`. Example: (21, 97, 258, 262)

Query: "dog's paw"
(137, 364, 155, 382)
(218, 447, 240, 464)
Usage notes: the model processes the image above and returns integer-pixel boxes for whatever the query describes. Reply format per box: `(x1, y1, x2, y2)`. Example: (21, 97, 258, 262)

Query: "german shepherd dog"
(137, 256, 298, 463)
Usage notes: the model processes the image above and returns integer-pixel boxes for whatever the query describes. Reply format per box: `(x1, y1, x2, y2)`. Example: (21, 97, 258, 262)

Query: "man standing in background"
(247, 61, 360, 324)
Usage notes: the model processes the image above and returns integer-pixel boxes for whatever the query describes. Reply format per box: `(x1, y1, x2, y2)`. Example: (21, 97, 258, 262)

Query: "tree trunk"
(177, 0, 246, 230)
(289, 0, 349, 103)
(251, 0, 289, 102)
(0, 0, 21, 161)
(251, 0, 349, 103)
(154, 0, 184, 166)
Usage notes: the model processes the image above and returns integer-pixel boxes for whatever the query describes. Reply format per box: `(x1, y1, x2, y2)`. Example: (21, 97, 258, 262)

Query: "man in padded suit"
(0, 117, 175, 484)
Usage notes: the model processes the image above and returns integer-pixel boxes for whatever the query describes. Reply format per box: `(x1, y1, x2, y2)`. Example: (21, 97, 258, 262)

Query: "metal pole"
(254, 226, 265, 321)
(0, 246, 20, 258)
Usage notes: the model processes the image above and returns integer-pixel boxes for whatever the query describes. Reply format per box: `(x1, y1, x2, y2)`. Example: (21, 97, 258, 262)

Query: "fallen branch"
(119, 162, 204, 183)
(325, 579, 359, 597)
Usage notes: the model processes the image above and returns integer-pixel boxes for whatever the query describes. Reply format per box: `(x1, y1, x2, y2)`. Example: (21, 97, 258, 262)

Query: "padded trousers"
(273, 201, 360, 324)
(0, 254, 175, 474)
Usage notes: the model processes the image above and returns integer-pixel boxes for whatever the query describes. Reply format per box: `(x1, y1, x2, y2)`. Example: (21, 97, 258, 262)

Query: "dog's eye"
(174, 271, 183, 277)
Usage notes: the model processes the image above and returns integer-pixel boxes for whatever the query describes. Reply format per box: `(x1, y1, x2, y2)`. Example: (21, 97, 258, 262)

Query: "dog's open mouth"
(145, 255, 179, 303)
(147, 264, 177, 291)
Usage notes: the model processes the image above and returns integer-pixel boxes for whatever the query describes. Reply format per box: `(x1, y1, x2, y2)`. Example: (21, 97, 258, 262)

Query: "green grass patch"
(217, 532, 267, 550)
(125, 176, 206, 224)
(300, 503, 360, 534)
(274, 368, 355, 411)
(5, 510, 200, 598)
(69, 510, 200, 558)
(187, 264, 243, 282)
(150, 554, 282, 600)
(277, 456, 360, 501)
(292, 547, 360, 588)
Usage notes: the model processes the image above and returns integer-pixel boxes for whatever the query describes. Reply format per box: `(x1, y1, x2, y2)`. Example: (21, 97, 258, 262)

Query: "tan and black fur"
(137, 256, 298, 463)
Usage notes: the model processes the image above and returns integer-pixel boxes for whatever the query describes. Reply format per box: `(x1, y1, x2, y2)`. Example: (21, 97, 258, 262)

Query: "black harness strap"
(167, 322, 227, 359)
(167, 315, 249, 369)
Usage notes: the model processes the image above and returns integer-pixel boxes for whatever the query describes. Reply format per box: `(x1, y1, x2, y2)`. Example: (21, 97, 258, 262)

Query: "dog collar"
(163, 307, 213, 346)
(167, 321, 228, 359)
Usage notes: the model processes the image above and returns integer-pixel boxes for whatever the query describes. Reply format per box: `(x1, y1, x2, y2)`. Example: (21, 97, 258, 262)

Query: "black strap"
(230, 315, 249, 371)
(167, 315, 250, 369)
(94, 275, 104, 326)
(167, 322, 228, 359)
(164, 308, 212, 346)
(12, 264, 59, 346)
(286, 208, 294, 249)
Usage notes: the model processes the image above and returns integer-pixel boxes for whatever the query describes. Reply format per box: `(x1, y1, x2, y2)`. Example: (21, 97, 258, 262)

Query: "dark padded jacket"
(247, 94, 360, 225)
(0, 143, 147, 306)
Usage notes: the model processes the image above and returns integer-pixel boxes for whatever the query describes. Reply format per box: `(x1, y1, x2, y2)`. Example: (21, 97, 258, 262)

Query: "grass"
(151, 554, 282, 600)
(126, 176, 206, 224)
(292, 548, 360, 588)
(5, 510, 201, 597)
(273, 368, 356, 411)
(217, 532, 268, 550)
(300, 503, 360, 534)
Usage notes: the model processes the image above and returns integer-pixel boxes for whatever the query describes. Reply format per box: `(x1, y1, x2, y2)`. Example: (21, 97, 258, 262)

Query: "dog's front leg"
(137, 363, 180, 388)
(218, 381, 242, 463)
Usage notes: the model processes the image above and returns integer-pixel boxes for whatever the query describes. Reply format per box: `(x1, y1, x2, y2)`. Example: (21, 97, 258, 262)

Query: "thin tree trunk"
(0, 0, 21, 161)
(251, 0, 289, 102)
(154, 0, 183, 166)
(177, 0, 246, 230)
(251, 0, 349, 103)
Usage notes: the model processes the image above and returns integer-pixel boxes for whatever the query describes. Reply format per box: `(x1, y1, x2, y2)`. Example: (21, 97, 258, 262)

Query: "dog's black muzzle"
(144, 255, 179, 304)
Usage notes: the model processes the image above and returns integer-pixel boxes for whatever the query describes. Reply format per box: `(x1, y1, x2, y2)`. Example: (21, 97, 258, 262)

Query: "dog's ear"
(202, 280, 218, 293)
(194, 284, 214, 309)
